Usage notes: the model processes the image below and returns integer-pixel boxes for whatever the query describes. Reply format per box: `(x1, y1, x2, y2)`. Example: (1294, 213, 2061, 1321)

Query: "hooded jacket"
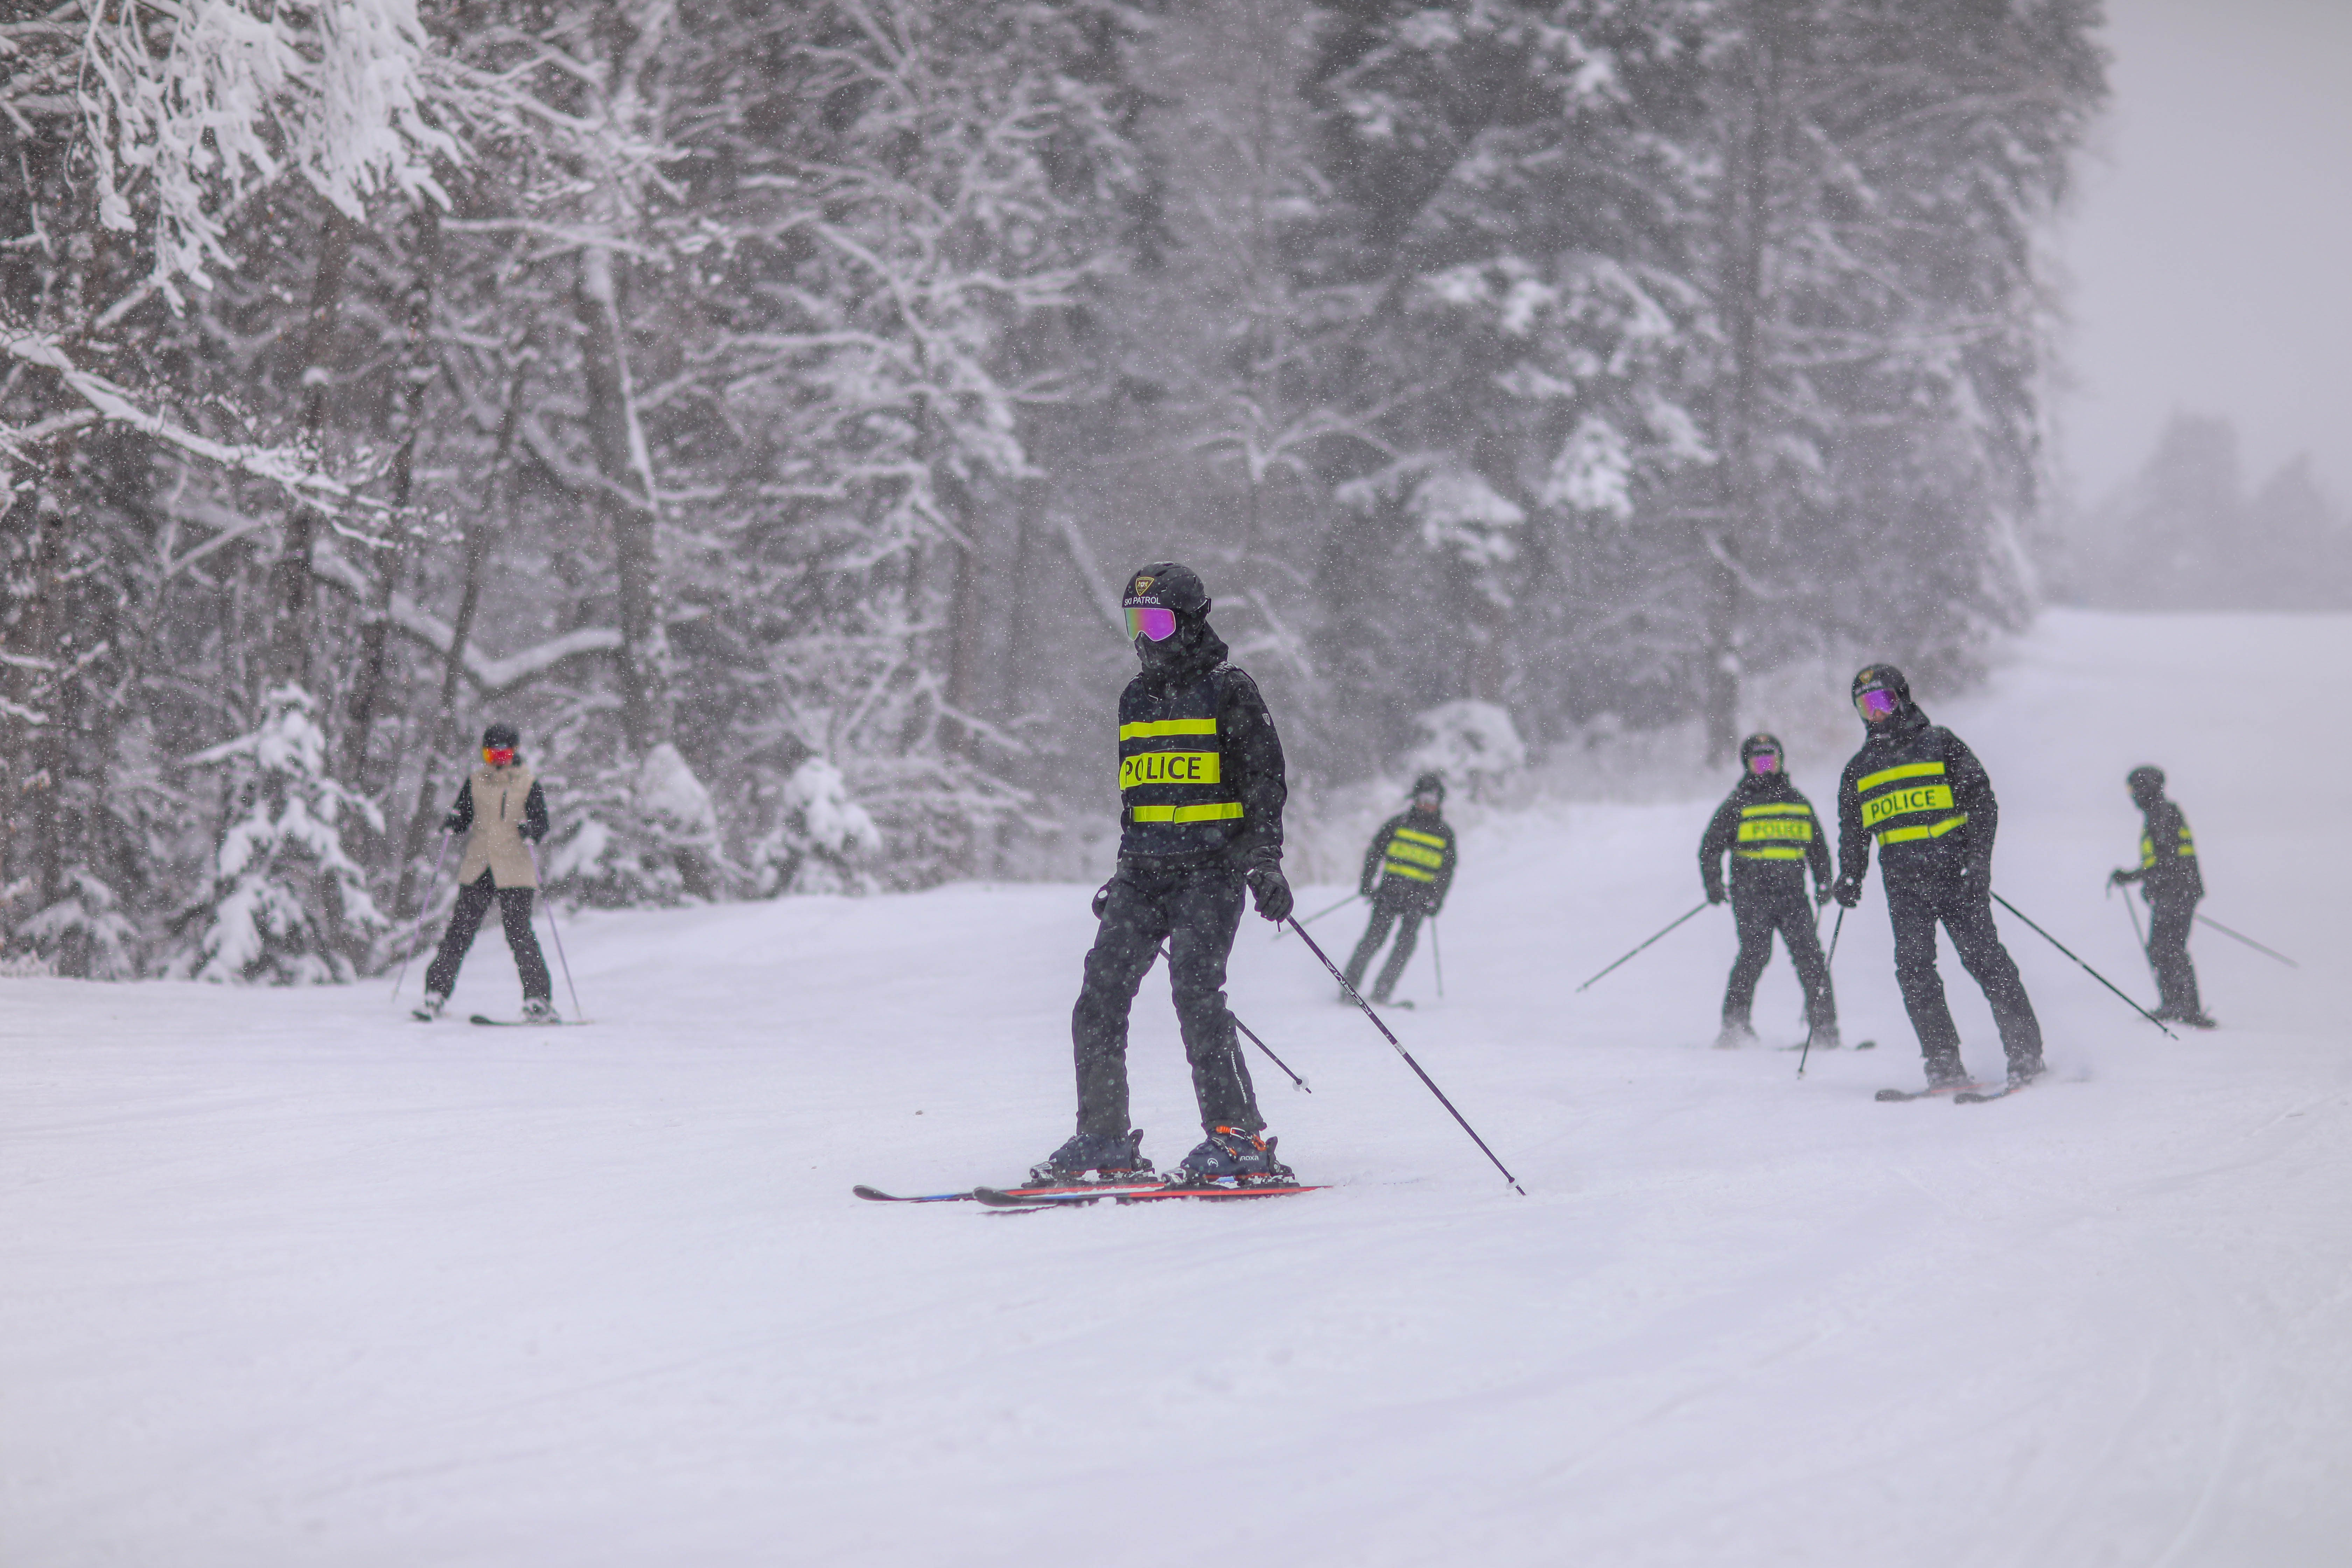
(1835, 704, 1998, 891)
(1701, 771, 1832, 902)
(1115, 621, 1286, 868)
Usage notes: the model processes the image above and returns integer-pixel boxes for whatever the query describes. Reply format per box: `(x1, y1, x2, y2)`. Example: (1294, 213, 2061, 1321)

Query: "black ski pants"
(1343, 891, 1427, 1003)
(1072, 860, 1260, 1139)
(2146, 890, 2204, 1018)
(425, 871, 551, 1001)
(1885, 876, 2042, 1071)
(1722, 879, 1835, 1028)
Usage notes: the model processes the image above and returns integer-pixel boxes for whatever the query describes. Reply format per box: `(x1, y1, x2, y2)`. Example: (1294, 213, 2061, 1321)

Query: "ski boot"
(1925, 1054, 1974, 1092)
(2004, 1055, 2047, 1090)
(1172, 1126, 1295, 1186)
(1712, 1020, 1759, 1051)
(1028, 1128, 1153, 1186)
(2176, 1011, 2218, 1030)
(1808, 1020, 1843, 1051)
(412, 992, 447, 1023)
(521, 999, 561, 1024)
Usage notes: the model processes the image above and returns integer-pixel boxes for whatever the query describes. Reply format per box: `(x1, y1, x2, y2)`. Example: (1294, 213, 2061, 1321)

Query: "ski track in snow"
(4, 610, 2348, 1567)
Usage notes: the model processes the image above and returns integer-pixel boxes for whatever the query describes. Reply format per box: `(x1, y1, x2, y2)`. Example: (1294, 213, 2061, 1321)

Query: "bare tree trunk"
(0, 475, 71, 940)
(1704, 0, 1788, 762)
(344, 204, 443, 798)
(266, 208, 356, 693)
(575, 246, 670, 754)
(392, 348, 529, 922)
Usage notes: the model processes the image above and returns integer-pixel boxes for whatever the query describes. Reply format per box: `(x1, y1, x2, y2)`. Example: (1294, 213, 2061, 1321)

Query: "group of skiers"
(415, 560, 2217, 1184)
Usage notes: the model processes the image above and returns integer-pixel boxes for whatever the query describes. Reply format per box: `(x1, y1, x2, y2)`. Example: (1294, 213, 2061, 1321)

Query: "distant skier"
(414, 722, 556, 1022)
(1341, 772, 1457, 1005)
(1699, 733, 1838, 1049)
(1031, 564, 1294, 1185)
(1833, 665, 2045, 1092)
(2109, 765, 2214, 1028)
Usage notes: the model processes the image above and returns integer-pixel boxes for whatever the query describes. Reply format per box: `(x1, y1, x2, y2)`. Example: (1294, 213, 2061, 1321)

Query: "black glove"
(2107, 868, 2131, 888)
(1705, 884, 1726, 907)
(1091, 880, 1113, 920)
(1245, 863, 1293, 923)
(1815, 885, 1834, 909)
(439, 812, 462, 834)
(1833, 875, 1863, 909)
(1358, 881, 1375, 900)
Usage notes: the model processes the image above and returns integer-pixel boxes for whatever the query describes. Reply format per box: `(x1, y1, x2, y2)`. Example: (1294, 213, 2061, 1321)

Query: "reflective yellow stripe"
(1863, 784, 1954, 831)
(1856, 761, 1946, 795)
(1119, 751, 1222, 790)
(2141, 835, 2156, 869)
(1384, 839, 1447, 869)
(1392, 827, 1447, 848)
(1735, 847, 1808, 861)
(1740, 802, 1811, 818)
(1119, 718, 1218, 741)
(1128, 802, 1245, 824)
(1382, 861, 1437, 881)
(1737, 819, 1812, 843)
(1880, 813, 1969, 845)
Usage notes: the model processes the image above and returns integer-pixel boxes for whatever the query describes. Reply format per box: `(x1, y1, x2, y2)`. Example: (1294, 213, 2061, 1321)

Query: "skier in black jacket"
(1833, 664, 2045, 1092)
(1699, 733, 1838, 1049)
(2109, 764, 2214, 1027)
(1342, 772, 1457, 1004)
(1031, 564, 1295, 1186)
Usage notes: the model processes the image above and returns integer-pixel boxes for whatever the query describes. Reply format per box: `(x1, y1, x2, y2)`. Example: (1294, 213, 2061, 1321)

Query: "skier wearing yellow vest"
(1698, 733, 1837, 1049)
(1342, 772, 1457, 1005)
(1833, 664, 2044, 1092)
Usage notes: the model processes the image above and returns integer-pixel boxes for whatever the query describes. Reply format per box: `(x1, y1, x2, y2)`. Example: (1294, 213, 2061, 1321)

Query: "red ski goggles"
(1123, 604, 1179, 642)
(1854, 688, 1901, 722)
(483, 746, 516, 766)
(1748, 752, 1780, 774)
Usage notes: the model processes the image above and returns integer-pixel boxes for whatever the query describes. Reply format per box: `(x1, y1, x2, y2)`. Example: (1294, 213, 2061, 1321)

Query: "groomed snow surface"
(5, 610, 2347, 1567)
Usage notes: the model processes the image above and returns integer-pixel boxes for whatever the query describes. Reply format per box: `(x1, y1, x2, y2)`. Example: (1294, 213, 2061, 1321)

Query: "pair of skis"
(1874, 1079, 2030, 1104)
(854, 1177, 1322, 1210)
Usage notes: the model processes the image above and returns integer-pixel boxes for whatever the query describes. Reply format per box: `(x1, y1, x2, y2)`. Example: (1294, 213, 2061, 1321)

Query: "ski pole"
(1575, 902, 1709, 993)
(1992, 892, 2175, 1040)
(390, 832, 453, 1002)
(2119, 886, 2152, 976)
(2196, 913, 2298, 968)
(1430, 917, 1444, 999)
(1277, 891, 1361, 938)
(1286, 916, 1525, 1195)
(1156, 943, 1309, 1092)
(526, 845, 585, 1021)
(1797, 904, 1844, 1079)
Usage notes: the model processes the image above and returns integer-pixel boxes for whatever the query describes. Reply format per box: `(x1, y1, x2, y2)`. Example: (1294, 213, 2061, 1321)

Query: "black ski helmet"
(1122, 562, 1210, 620)
(1851, 663, 1911, 724)
(2127, 764, 2164, 803)
(482, 721, 520, 753)
(1739, 732, 1784, 768)
(1412, 771, 1447, 802)
(1851, 663, 1910, 704)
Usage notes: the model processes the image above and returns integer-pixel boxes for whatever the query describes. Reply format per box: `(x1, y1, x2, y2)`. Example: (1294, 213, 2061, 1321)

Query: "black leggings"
(2145, 892, 2203, 1017)
(424, 872, 551, 1001)
(1886, 877, 2042, 1070)
(1722, 881, 1835, 1028)
(1343, 898, 1426, 1003)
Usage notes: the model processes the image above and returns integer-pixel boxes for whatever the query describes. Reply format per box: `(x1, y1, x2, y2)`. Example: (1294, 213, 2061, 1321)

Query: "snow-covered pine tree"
(182, 687, 385, 984)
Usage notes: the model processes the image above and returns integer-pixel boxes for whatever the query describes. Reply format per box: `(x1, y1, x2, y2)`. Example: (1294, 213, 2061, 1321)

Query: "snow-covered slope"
(5, 611, 2347, 1567)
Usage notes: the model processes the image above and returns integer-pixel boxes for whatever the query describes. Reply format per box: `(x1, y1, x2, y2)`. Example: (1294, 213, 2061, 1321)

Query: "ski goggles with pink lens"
(1854, 688, 1901, 722)
(1748, 752, 1780, 774)
(1123, 604, 1179, 642)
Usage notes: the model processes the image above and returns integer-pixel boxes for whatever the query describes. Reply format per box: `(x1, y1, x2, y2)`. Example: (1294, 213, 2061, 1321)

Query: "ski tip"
(852, 1185, 893, 1201)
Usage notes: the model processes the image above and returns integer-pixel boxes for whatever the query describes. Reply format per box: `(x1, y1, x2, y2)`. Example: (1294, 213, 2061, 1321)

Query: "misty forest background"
(4, 0, 2309, 986)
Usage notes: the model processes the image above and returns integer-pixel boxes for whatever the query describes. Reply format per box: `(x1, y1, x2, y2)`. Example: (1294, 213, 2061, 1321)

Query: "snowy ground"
(5, 610, 2348, 1567)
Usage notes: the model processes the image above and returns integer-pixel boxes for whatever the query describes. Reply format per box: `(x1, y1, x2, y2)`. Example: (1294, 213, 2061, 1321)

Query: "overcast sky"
(2052, 0, 2352, 510)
